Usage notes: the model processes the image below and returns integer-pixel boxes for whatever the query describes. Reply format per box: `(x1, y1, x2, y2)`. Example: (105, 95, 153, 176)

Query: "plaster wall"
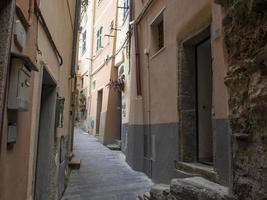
(38, 0, 75, 138)
(130, 0, 229, 126)
(27, 0, 76, 199)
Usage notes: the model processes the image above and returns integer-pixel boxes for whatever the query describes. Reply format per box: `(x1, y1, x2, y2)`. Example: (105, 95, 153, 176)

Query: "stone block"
(171, 177, 230, 200)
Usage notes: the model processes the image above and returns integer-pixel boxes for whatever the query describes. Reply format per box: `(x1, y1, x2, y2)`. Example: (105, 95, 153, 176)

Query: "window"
(81, 77, 84, 89)
(122, 0, 129, 20)
(157, 21, 164, 50)
(96, 27, 103, 51)
(151, 11, 164, 54)
(82, 30, 87, 54)
(110, 20, 114, 33)
(92, 81, 96, 90)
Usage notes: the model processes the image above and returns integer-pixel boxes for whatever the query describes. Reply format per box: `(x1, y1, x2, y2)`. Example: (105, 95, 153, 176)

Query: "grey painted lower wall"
(121, 123, 129, 154)
(124, 119, 232, 186)
(125, 123, 180, 184)
(126, 124, 145, 172)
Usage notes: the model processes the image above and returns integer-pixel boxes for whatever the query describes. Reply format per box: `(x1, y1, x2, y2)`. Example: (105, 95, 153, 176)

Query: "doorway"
(96, 89, 103, 136)
(34, 68, 57, 200)
(116, 91, 122, 140)
(179, 27, 214, 165)
(195, 38, 213, 165)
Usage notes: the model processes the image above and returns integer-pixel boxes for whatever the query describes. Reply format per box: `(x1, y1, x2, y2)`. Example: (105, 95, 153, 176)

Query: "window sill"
(94, 47, 104, 60)
(150, 47, 166, 60)
(175, 161, 218, 183)
(97, 0, 103, 6)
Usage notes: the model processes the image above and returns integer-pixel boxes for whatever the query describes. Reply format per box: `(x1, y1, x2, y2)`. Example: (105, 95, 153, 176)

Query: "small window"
(81, 77, 84, 89)
(110, 20, 114, 33)
(157, 21, 164, 49)
(151, 12, 164, 54)
(92, 81, 96, 90)
(82, 30, 87, 54)
(96, 27, 103, 51)
(122, 0, 129, 20)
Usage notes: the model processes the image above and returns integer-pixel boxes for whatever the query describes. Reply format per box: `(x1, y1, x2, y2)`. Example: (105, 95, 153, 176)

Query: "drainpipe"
(145, 52, 152, 178)
(28, 0, 34, 25)
(70, 0, 82, 151)
(71, 0, 82, 78)
(87, 0, 96, 134)
(134, 25, 142, 96)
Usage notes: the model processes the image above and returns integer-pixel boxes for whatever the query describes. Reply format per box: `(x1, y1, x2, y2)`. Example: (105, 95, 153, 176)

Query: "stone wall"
(215, 0, 267, 199)
(0, 0, 14, 144)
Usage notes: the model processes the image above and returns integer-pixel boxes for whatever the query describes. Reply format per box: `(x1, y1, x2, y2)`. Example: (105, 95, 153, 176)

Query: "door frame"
(178, 25, 214, 163)
(34, 66, 57, 200)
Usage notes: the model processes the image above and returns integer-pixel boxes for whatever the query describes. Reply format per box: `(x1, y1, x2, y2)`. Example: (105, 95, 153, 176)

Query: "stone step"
(68, 155, 81, 169)
(139, 177, 232, 200)
(106, 143, 121, 151)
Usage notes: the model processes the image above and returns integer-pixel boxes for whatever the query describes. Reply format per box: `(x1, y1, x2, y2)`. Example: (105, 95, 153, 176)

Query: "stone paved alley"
(62, 128, 153, 200)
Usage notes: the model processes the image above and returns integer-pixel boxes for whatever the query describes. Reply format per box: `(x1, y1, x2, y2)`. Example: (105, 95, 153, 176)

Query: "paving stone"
(62, 128, 153, 200)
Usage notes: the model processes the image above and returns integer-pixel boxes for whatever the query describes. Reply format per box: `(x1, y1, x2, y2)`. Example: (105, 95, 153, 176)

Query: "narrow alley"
(1, 0, 267, 199)
(62, 128, 153, 200)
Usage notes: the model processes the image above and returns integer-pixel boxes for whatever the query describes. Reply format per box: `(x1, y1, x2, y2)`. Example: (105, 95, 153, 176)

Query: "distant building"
(114, 0, 130, 153)
(87, 0, 121, 145)
(76, 0, 94, 132)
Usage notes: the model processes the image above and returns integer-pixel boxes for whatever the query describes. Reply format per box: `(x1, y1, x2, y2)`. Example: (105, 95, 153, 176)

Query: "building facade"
(0, 0, 79, 200)
(126, 0, 231, 188)
(76, 0, 93, 132)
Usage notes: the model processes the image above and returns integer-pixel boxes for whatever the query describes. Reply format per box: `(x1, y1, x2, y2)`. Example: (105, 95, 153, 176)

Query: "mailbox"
(8, 53, 38, 111)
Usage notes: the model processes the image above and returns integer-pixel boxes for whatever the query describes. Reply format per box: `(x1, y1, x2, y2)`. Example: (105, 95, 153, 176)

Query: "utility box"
(8, 58, 31, 111)
(8, 53, 38, 111)
(7, 124, 17, 144)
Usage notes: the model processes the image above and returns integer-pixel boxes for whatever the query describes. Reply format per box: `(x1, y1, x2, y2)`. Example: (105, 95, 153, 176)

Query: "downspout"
(28, 0, 34, 25)
(70, 0, 82, 151)
(134, 25, 142, 95)
(87, 0, 96, 134)
(146, 53, 152, 178)
(71, 0, 82, 78)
